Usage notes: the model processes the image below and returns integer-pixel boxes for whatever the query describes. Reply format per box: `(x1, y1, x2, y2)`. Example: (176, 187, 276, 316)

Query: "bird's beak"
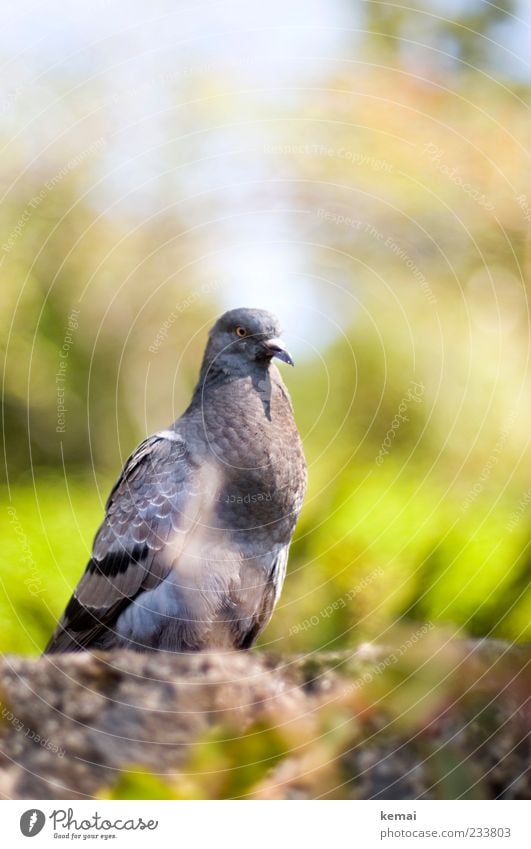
(263, 338, 294, 367)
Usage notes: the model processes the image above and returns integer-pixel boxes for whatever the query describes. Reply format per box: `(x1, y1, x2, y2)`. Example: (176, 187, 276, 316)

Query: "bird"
(44, 307, 307, 653)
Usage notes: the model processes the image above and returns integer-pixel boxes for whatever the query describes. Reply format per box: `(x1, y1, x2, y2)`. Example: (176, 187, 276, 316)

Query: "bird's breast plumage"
(181, 368, 307, 542)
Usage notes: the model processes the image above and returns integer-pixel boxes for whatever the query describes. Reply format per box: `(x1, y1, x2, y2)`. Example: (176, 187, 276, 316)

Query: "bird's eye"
(235, 326, 248, 338)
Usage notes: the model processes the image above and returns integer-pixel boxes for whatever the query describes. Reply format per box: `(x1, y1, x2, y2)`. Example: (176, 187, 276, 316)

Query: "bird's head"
(200, 307, 294, 378)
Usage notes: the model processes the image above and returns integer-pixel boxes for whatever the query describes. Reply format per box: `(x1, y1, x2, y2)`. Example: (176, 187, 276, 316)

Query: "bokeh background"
(1, 0, 530, 662)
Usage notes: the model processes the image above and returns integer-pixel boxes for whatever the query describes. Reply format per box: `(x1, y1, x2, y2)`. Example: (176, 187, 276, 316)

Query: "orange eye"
(235, 326, 248, 338)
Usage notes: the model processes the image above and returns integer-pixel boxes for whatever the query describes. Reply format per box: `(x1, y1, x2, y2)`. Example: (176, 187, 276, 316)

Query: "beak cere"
(263, 338, 295, 367)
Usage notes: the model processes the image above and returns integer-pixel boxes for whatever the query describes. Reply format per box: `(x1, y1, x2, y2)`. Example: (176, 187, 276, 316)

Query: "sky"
(1, 0, 530, 349)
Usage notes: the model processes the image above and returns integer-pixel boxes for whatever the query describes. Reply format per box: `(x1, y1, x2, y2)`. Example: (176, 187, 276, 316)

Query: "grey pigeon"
(45, 308, 307, 653)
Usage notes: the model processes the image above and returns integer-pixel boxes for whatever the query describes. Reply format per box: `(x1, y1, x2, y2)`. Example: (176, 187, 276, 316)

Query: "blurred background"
(1, 0, 530, 656)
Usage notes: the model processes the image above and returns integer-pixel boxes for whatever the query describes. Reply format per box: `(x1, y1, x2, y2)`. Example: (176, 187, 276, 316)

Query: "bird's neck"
(194, 358, 270, 395)
(195, 359, 226, 391)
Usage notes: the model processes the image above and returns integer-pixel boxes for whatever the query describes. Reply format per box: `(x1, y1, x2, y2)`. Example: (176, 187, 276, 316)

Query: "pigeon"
(44, 307, 307, 653)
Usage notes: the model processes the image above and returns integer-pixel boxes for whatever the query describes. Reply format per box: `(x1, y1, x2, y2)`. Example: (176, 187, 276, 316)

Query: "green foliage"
(101, 769, 180, 801)
(264, 453, 531, 652)
(99, 724, 291, 800)
(0, 476, 108, 654)
(172, 723, 290, 800)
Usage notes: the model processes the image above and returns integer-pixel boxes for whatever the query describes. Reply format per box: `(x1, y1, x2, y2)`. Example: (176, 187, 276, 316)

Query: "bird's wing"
(44, 430, 194, 653)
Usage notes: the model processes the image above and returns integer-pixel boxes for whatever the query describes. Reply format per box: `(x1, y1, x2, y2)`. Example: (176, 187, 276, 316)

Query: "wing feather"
(44, 430, 192, 653)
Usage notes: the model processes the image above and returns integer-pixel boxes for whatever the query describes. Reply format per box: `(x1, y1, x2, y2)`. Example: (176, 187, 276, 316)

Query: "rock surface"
(0, 638, 529, 799)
